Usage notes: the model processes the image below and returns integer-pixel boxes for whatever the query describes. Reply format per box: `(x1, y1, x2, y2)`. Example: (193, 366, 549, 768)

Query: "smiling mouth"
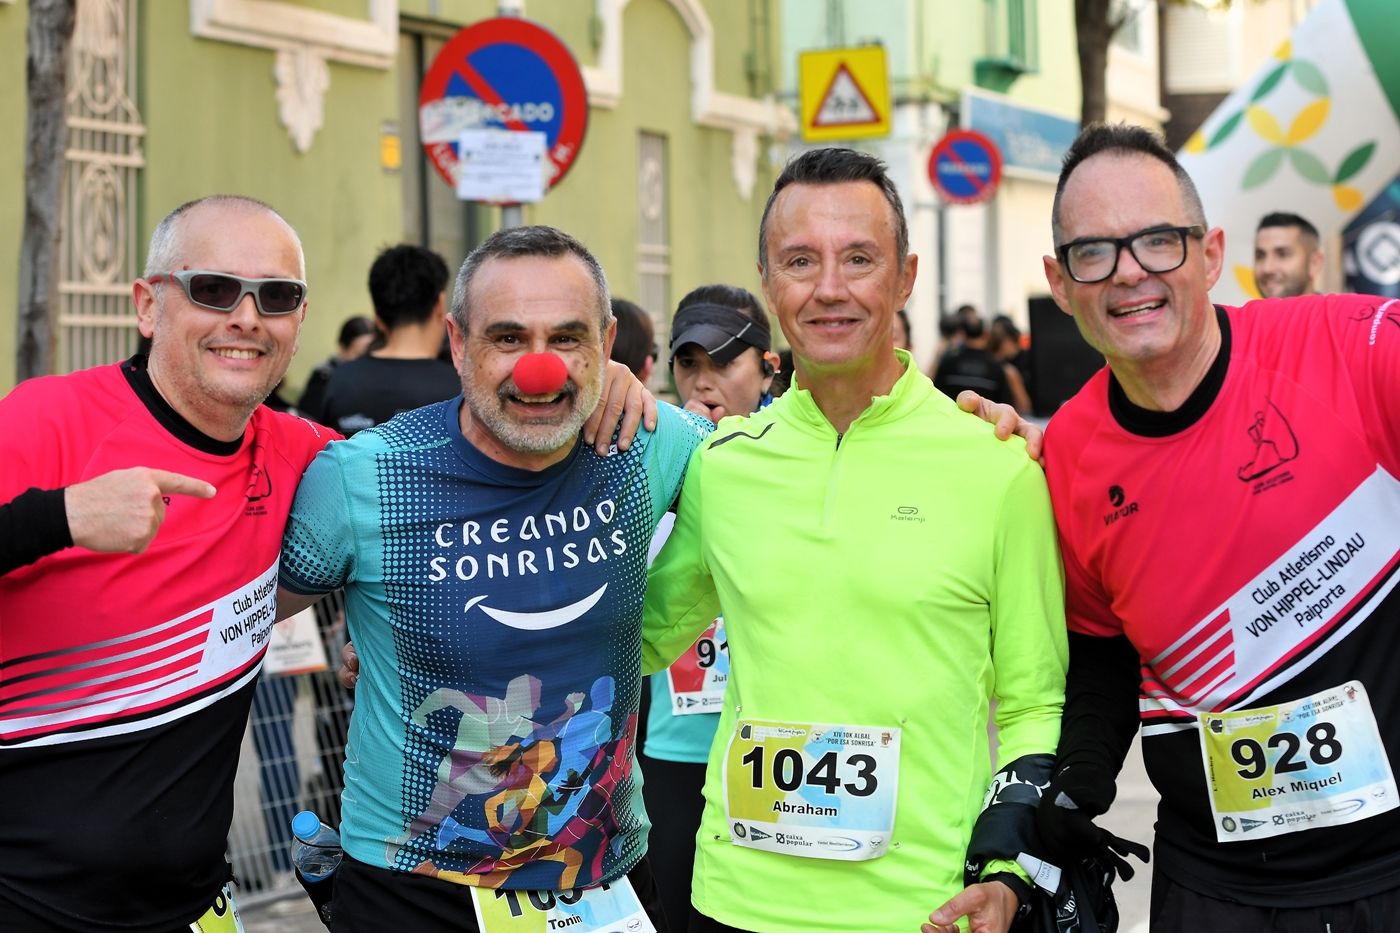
(1109, 299, 1165, 319)
(503, 386, 573, 410)
(210, 347, 263, 360)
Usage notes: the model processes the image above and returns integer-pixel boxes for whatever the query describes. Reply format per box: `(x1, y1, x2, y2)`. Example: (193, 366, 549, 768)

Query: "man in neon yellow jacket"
(644, 147, 1068, 933)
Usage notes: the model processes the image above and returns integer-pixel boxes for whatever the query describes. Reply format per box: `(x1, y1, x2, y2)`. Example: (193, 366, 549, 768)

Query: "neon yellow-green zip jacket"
(643, 352, 1067, 932)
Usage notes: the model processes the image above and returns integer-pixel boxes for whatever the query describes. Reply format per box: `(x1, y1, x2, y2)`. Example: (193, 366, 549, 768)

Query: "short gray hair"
(143, 195, 304, 279)
(450, 225, 611, 334)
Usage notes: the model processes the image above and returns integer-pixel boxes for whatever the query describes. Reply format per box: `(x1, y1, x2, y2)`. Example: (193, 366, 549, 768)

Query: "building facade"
(1, 0, 792, 393)
(775, 0, 1164, 373)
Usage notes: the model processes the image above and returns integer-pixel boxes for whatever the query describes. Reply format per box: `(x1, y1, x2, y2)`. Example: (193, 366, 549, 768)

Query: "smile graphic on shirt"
(464, 583, 608, 630)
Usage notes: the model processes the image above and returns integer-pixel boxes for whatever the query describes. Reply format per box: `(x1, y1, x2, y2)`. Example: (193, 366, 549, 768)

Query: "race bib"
(189, 883, 244, 933)
(469, 877, 655, 933)
(1199, 681, 1398, 842)
(723, 719, 899, 861)
(665, 618, 727, 716)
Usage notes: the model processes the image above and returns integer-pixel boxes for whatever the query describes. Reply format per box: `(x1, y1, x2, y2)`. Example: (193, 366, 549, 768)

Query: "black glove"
(1036, 766, 1149, 882)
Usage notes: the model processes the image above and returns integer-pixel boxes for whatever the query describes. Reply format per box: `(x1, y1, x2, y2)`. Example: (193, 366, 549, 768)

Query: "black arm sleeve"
(1055, 632, 1143, 789)
(964, 752, 1055, 886)
(0, 487, 73, 575)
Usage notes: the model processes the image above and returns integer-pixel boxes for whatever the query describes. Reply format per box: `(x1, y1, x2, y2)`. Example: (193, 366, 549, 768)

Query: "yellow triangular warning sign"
(799, 46, 890, 141)
(812, 63, 879, 128)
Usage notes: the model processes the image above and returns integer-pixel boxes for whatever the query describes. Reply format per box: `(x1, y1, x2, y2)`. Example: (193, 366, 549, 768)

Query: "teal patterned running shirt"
(280, 397, 710, 890)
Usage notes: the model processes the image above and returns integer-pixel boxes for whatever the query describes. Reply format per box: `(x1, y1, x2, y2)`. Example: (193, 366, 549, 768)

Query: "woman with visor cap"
(640, 284, 780, 931)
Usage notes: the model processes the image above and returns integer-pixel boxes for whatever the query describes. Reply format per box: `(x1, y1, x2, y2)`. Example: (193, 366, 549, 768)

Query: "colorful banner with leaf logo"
(1177, 0, 1400, 304)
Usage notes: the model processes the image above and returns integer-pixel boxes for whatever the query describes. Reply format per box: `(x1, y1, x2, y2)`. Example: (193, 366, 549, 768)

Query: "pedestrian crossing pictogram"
(812, 64, 879, 128)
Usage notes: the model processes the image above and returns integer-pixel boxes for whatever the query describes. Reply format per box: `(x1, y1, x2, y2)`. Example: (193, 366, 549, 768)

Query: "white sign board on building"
(456, 129, 548, 203)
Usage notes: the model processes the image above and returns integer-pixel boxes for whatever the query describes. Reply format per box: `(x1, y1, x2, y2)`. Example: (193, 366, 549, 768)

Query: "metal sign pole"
(498, 2, 522, 230)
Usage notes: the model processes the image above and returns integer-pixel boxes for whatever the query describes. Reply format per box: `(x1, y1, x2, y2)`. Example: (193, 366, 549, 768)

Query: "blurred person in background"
(927, 309, 965, 382)
(667, 285, 779, 424)
(934, 313, 1032, 414)
(1253, 211, 1323, 299)
(989, 314, 1033, 410)
(321, 244, 460, 435)
(892, 307, 912, 352)
(610, 297, 658, 384)
(299, 315, 376, 420)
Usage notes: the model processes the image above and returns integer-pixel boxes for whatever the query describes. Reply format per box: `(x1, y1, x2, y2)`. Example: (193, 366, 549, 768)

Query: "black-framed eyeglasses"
(1056, 225, 1206, 284)
(148, 269, 307, 316)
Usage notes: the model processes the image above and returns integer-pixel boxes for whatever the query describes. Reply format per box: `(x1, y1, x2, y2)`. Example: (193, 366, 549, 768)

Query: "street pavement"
(240, 736, 1160, 933)
(1099, 734, 1158, 933)
(241, 893, 321, 933)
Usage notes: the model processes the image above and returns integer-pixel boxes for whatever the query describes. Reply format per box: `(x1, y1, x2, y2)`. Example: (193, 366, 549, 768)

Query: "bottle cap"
(292, 810, 321, 840)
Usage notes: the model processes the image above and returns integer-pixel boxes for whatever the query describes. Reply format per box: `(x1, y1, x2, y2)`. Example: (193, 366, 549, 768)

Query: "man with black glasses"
(1032, 123, 1400, 930)
(0, 195, 337, 931)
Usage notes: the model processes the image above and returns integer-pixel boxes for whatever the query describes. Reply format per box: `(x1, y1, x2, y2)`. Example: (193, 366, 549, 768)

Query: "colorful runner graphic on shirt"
(396, 674, 632, 890)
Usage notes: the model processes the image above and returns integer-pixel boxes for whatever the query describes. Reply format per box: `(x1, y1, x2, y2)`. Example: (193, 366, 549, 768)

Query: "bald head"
(144, 196, 304, 281)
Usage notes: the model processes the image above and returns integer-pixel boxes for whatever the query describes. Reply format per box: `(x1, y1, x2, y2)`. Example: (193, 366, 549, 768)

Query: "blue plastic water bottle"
(290, 810, 339, 926)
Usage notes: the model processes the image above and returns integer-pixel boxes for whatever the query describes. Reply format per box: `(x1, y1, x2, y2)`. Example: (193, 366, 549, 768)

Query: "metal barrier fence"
(228, 591, 351, 908)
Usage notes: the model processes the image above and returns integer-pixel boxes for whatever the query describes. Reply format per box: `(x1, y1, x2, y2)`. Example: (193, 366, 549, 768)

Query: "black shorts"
(1151, 870, 1400, 932)
(0, 878, 235, 933)
(330, 854, 669, 933)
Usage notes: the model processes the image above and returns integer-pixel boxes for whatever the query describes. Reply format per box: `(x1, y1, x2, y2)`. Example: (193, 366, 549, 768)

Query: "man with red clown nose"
(277, 225, 712, 931)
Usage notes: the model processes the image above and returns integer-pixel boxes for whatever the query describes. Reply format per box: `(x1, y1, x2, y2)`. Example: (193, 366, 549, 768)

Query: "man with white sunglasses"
(0, 196, 654, 933)
(0, 195, 336, 932)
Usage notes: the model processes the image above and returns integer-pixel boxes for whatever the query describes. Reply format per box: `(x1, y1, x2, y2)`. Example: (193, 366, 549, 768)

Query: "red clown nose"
(512, 353, 568, 395)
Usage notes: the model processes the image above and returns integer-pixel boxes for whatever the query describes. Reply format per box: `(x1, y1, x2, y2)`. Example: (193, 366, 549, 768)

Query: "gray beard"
(460, 370, 603, 455)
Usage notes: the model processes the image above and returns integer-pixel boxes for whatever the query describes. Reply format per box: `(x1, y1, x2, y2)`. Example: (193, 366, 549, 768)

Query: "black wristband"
(983, 871, 1033, 918)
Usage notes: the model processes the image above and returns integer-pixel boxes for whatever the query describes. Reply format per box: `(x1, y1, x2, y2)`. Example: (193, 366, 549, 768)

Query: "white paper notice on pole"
(456, 129, 547, 203)
(262, 608, 329, 677)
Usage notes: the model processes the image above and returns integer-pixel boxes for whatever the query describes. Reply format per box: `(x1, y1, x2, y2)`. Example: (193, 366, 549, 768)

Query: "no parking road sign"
(928, 129, 1003, 205)
(419, 17, 589, 201)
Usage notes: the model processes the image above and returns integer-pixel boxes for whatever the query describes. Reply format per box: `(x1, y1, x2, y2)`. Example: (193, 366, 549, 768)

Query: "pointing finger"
(149, 470, 216, 499)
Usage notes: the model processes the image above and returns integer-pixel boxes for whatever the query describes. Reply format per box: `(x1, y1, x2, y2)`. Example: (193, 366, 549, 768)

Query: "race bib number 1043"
(722, 719, 899, 861)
